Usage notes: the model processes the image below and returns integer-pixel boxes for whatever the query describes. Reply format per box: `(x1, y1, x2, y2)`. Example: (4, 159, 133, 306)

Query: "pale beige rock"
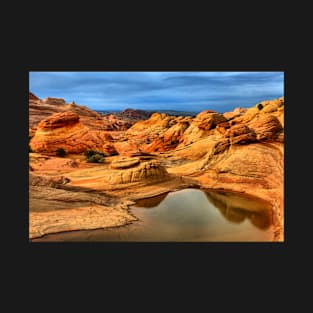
(107, 160, 168, 184)
(29, 205, 137, 239)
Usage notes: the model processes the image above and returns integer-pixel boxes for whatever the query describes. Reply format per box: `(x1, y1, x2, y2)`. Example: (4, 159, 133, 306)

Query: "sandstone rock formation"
(127, 112, 177, 136)
(107, 160, 169, 184)
(123, 110, 227, 153)
(30, 112, 117, 155)
(29, 153, 83, 172)
(100, 114, 133, 131)
(29, 172, 70, 187)
(178, 111, 226, 146)
(216, 121, 232, 135)
(36, 111, 79, 130)
(147, 121, 191, 152)
(29, 171, 137, 238)
(195, 110, 227, 131)
(29, 95, 284, 241)
(224, 124, 257, 145)
(248, 115, 283, 141)
(119, 113, 184, 154)
(29, 92, 101, 129)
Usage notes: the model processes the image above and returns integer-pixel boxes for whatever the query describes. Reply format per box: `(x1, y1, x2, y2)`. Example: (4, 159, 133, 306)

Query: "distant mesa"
(200, 109, 217, 114)
(117, 108, 152, 121)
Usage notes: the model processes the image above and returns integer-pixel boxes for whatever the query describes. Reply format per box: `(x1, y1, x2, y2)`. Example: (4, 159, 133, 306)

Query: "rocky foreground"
(29, 93, 284, 241)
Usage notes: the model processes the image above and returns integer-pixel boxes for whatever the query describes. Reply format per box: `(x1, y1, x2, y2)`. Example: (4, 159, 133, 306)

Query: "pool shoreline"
(32, 187, 276, 242)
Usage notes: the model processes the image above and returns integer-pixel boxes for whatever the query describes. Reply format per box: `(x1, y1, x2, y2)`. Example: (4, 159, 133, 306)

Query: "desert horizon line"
(29, 91, 284, 114)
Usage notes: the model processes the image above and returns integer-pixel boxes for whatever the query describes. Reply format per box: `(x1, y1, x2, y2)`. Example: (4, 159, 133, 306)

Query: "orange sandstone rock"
(30, 112, 117, 155)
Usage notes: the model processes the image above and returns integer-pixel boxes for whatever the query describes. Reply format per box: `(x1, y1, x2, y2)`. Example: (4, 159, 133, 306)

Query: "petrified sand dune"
(30, 111, 118, 155)
(224, 124, 257, 144)
(248, 115, 283, 140)
(194, 111, 227, 130)
(147, 121, 191, 152)
(123, 110, 228, 152)
(37, 111, 80, 130)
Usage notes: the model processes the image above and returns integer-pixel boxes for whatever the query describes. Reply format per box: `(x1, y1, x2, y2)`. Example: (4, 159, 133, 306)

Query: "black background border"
(6, 27, 299, 303)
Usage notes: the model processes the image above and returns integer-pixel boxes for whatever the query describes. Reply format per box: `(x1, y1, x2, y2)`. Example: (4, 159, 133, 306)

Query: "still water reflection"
(34, 188, 274, 242)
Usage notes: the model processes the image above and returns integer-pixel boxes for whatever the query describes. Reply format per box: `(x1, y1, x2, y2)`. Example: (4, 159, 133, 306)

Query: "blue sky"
(29, 72, 284, 113)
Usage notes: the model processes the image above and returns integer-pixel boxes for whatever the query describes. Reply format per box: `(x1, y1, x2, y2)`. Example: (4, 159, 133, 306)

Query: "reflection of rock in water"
(134, 192, 168, 208)
(249, 211, 272, 230)
(205, 190, 273, 229)
(218, 205, 246, 223)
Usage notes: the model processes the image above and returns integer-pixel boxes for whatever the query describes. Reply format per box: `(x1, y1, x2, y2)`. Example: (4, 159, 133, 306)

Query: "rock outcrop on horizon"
(116, 108, 152, 121)
(29, 92, 135, 132)
(29, 92, 40, 100)
(29, 92, 101, 128)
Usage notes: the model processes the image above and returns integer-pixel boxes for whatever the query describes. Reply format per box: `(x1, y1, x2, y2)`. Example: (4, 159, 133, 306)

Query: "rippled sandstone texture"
(29, 94, 284, 241)
(30, 111, 118, 155)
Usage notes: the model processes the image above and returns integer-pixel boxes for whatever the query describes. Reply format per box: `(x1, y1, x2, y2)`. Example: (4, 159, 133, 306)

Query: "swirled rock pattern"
(107, 160, 169, 184)
(30, 112, 117, 155)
